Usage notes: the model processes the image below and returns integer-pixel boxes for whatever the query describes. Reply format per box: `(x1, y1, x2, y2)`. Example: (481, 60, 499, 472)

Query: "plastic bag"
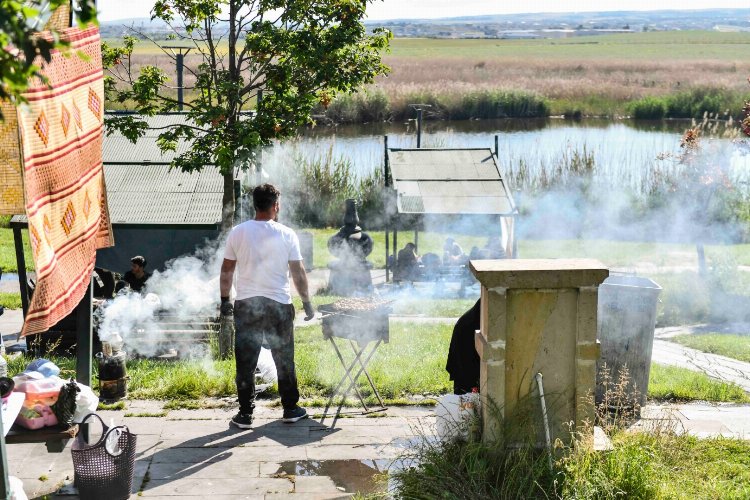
(24, 358, 60, 377)
(256, 348, 277, 384)
(52, 379, 80, 426)
(73, 383, 99, 423)
(435, 393, 480, 442)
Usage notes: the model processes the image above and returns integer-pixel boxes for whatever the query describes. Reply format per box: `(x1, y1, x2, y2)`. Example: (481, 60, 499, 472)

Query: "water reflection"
(260, 118, 705, 183)
(275, 459, 389, 494)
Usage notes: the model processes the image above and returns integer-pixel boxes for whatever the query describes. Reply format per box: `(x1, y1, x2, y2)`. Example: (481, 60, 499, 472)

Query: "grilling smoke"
(95, 237, 277, 382)
(261, 128, 750, 325)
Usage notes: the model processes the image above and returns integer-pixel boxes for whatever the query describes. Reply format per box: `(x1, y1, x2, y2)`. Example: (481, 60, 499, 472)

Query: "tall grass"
(629, 87, 742, 119)
(276, 149, 388, 229)
(316, 88, 549, 123)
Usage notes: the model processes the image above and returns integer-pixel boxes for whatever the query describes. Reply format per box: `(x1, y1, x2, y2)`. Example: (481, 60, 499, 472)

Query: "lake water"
(259, 118, 735, 193)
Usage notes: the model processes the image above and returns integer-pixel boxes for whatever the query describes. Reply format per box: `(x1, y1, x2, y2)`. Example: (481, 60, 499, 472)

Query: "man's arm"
(289, 260, 314, 320)
(289, 260, 310, 302)
(220, 258, 236, 300)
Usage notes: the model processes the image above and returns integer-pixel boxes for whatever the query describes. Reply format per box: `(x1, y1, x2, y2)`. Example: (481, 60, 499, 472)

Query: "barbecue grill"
(318, 299, 391, 415)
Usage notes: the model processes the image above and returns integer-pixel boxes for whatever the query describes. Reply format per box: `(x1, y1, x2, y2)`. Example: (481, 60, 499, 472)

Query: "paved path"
(7, 401, 432, 499)
(633, 403, 750, 439)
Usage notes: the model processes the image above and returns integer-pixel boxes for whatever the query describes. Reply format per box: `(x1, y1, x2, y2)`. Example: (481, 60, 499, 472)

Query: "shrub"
(629, 96, 667, 119)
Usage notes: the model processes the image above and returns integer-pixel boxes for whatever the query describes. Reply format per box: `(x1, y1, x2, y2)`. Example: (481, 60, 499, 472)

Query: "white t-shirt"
(223, 220, 303, 304)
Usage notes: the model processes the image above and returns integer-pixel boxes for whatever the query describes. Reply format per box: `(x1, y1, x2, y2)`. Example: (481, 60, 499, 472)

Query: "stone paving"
(6, 401, 432, 499)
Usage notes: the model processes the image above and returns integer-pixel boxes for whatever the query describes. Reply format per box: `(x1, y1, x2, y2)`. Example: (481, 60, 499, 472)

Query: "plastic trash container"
(596, 275, 662, 408)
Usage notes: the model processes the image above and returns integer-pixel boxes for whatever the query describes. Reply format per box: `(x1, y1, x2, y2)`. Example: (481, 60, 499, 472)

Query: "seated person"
(443, 238, 466, 266)
(396, 242, 421, 282)
(484, 236, 507, 260)
(123, 255, 151, 292)
(446, 299, 481, 395)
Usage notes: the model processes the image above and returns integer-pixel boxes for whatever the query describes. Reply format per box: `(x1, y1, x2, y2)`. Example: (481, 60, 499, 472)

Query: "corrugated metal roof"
(388, 148, 516, 215)
(105, 164, 227, 225)
(103, 112, 253, 165)
(103, 114, 197, 164)
(95, 114, 237, 226)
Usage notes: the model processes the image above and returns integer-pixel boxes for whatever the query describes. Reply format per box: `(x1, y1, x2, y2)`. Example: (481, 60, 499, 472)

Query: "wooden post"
(76, 279, 93, 387)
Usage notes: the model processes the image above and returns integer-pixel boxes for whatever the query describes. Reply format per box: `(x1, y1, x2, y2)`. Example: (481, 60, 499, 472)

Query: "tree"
(0, 0, 97, 113)
(102, 0, 391, 231)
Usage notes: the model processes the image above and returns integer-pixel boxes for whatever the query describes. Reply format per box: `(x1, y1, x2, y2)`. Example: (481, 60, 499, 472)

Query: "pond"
(259, 118, 747, 193)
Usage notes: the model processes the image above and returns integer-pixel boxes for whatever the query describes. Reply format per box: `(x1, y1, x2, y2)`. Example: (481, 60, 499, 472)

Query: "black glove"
(220, 297, 233, 316)
(302, 301, 315, 321)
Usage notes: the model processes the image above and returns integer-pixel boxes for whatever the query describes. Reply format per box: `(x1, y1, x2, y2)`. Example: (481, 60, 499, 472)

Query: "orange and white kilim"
(16, 25, 114, 336)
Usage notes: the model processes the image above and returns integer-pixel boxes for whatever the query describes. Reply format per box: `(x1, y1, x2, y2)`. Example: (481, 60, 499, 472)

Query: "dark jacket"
(445, 299, 481, 394)
(123, 271, 151, 292)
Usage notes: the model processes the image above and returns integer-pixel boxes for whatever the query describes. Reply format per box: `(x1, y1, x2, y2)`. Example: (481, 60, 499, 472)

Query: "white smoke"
(96, 237, 226, 357)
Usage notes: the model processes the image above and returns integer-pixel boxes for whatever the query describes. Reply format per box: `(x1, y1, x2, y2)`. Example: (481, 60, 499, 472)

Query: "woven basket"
(71, 413, 137, 500)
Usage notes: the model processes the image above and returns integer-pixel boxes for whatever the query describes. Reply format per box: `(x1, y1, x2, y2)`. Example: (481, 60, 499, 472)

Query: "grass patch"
(0, 228, 32, 273)
(394, 428, 750, 499)
(295, 322, 452, 402)
(559, 432, 750, 499)
(670, 333, 750, 363)
(124, 411, 168, 418)
(0, 292, 21, 310)
(97, 401, 126, 410)
(6, 326, 749, 405)
(648, 363, 750, 403)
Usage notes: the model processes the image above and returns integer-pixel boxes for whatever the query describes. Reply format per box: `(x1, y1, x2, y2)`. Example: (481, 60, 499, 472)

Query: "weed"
(124, 411, 168, 417)
(164, 399, 206, 410)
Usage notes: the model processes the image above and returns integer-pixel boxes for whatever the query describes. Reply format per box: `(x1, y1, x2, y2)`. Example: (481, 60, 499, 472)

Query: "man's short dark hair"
(253, 184, 281, 212)
(131, 256, 147, 268)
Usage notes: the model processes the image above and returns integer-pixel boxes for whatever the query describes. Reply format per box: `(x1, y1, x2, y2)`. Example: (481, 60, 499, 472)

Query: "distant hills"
(100, 8, 750, 39)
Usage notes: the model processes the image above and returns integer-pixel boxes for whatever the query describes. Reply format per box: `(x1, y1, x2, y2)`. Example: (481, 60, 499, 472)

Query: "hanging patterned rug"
(16, 25, 114, 337)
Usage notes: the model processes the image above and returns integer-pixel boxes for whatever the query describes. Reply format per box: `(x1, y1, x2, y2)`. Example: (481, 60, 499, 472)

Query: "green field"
(106, 31, 750, 60)
(386, 31, 750, 61)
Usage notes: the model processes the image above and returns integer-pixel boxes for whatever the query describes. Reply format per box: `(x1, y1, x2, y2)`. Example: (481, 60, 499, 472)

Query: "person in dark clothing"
(396, 242, 421, 282)
(123, 255, 151, 292)
(446, 299, 481, 395)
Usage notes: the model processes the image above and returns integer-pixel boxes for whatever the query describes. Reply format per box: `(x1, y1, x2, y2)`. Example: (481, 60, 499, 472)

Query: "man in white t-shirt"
(219, 183, 315, 429)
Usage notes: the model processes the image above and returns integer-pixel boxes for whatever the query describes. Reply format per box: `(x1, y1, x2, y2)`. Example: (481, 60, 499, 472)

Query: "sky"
(96, 0, 750, 22)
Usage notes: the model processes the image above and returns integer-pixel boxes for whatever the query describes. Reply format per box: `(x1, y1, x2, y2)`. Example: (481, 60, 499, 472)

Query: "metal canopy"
(388, 148, 516, 215)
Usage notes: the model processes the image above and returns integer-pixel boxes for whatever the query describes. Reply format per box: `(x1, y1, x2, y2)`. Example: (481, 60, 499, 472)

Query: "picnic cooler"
(71, 413, 137, 500)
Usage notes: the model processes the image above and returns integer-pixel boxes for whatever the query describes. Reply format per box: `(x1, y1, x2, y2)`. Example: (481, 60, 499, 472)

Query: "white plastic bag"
(8, 476, 27, 500)
(435, 393, 480, 442)
(256, 347, 277, 384)
(72, 383, 99, 423)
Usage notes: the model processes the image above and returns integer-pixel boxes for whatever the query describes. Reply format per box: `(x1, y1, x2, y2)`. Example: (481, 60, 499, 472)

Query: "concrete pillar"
(471, 259, 608, 447)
